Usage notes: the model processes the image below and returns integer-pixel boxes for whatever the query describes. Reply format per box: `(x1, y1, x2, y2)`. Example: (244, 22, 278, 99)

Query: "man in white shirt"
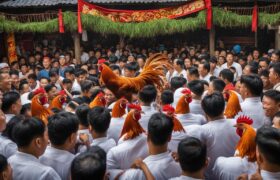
(138, 85, 158, 131)
(186, 92, 239, 179)
(170, 137, 207, 180)
(238, 75, 267, 129)
(269, 62, 280, 92)
(1, 92, 22, 123)
(167, 59, 187, 82)
(188, 80, 205, 116)
(221, 53, 242, 79)
(8, 118, 61, 180)
(262, 90, 280, 124)
(40, 112, 79, 180)
(88, 106, 116, 153)
(198, 62, 211, 83)
(72, 69, 87, 93)
(80, 47, 89, 64)
(209, 56, 221, 77)
(119, 113, 181, 180)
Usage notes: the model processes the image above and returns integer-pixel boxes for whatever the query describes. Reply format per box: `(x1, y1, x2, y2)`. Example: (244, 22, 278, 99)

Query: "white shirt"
(139, 106, 157, 131)
(90, 137, 116, 153)
(119, 151, 181, 180)
(169, 131, 188, 152)
(5, 114, 15, 123)
(221, 62, 243, 78)
(107, 134, 148, 171)
(40, 146, 75, 180)
(238, 97, 267, 129)
(213, 156, 257, 180)
(0, 135, 17, 158)
(21, 92, 31, 105)
(9, 151, 61, 180)
(261, 170, 280, 180)
(189, 99, 205, 116)
(81, 52, 89, 64)
(200, 73, 211, 83)
(71, 79, 81, 93)
(107, 117, 126, 143)
(212, 66, 221, 77)
(170, 175, 203, 180)
(166, 70, 187, 82)
(76, 129, 93, 153)
(186, 119, 239, 179)
(176, 113, 207, 127)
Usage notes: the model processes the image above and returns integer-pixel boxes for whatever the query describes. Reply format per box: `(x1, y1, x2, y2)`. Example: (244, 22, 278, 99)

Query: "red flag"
(205, 0, 212, 30)
(77, 0, 83, 33)
(252, 5, 258, 32)
(58, 9, 64, 33)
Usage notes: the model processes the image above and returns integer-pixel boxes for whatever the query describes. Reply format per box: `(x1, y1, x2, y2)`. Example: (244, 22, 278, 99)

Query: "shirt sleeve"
(119, 169, 145, 180)
(43, 168, 61, 180)
(107, 149, 119, 169)
(4, 142, 17, 158)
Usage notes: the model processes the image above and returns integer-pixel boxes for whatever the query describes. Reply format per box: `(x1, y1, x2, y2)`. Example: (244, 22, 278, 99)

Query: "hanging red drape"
(252, 4, 258, 32)
(77, 0, 83, 33)
(205, 0, 212, 30)
(58, 9, 65, 33)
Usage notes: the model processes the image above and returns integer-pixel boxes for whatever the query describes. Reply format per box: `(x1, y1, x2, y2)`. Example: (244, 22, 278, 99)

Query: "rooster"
(234, 115, 256, 162)
(89, 92, 106, 108)
(224, 90, 242, 119)
(111, 97, 128, 118)
(31, 88, 53, 125)
(175, 88, 192, 114)
(99, 53, 172, 101)
(49, 90, 67, 110)
(120, 104, 145, 140)
(162, 104, 185, 133)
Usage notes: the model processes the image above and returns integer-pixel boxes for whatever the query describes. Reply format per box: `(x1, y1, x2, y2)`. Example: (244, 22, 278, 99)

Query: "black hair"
(202, 92, 225, 118)
(64, 66, 75, 76)
(19, 80, 29, 92)
(273, 111, 280, 120)
(12, 117, 45, 147)
(219, 69, 234, 83)
(175, 59, 185, 69)
(270, 62, 280, 76)
(75, 69, 87, 77)
(259, 57, 269, 65)
(247, 61, 259, 74)
(76, 105, 90, 127)
(44, 84, 56, 93)
(39, 77, 50, 82)
(263, 90, 280, 103)
(211, 79, 226, 93)
(9, 69, 19, 76)
(109, 65, 121, 74)
(240, 75, 263, 97)
(256, 126, 280, 166)
(259, 69, 269, 77)
(27, 73, 37, 80)
(209, 56, 217, 63)
(49, 68, 59, 77)
(139, 85, 157, 104)
(87, 107, 111, 134)
(1, 91, 20, 113)
(148, 113, 173, 146)
(20, 103, 31, 115)
(2, 115, 24, 141)
(161, 90, 174, 105)
(124, 62, 139, 72)
(71, 147, 106, 180)
(109, 56, 118, 64)
(80, 80, 93, 93)
(62, 78, 72, 84)
(178, 137, 207, 173)
(201, 62, 210, 72)
(48, 112, 79, 145)
(187, 67, 199, 78)
(170, 77, 187, 91)
(188, 80, 204, 97)
(67, 101, 79, 111)
(0, 155, 8, 173)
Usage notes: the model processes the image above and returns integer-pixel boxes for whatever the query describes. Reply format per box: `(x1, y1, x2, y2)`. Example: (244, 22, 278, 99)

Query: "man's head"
(137, 56, 146, 69)
(198, 62, 210, 77)
(219, 69, 234, 84)
(80, 80, 93, 97)
(240, 75, 263, 99)
(0, 71, 12, 93)
(208, 79, 226, 95)
(39, 77, 50, 88)
(186, 67, 199, 82)
(27, 73, 37, 89)
(62, 78, 73, 92)
(173, 59, 185, 71)
(124, 62, 139, 77)
(12, 118, 48, 158)
(178, 137, 207, 174)
(148, 113, 173, 146)
(64, 67, 75, 82)
(42, 57, 51, 69)
(202, 92, 225, 119)
(271, 51, 279, 63)
(71, 146, 106, 180)
(170, 77, 187, 92)
(76, 105, 90, 128)
(109, 65, 121, 76)
(188, 80, 204, 98)
(161, 90, 174, 106)
(260, 69, 271, 89)
(49, 68, 59, 84)
(262, 90, 280, 118)
(9, 70, 20, 90)
(226, 53, 234, 65)
(269, 62, 280, 85)
(253, 49, 260, 60)
(259, 57, 269, 71)
(75, 69, 87, 85)
(48, 112, 79, 151)
(243, 62, 258, 75)
(1, 92, 21, 115)
(87, 107, 111, 135)
(272, 112, 280, 129)
(139, 85, 157, 105)
(256, 126, 280, 170)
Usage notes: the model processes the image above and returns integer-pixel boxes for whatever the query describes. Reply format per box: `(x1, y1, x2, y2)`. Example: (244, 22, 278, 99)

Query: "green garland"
(0, 7, 279, 37)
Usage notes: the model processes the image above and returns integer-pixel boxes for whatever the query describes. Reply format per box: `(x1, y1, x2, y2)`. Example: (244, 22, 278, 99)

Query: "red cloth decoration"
(58, 9, 65, 33)
(77, 0, 83, 33)
(128, 104, 142, 111)
(98, 59, 107, 64)
(205, 0, 212, 30)
(252, 4, 258, 32)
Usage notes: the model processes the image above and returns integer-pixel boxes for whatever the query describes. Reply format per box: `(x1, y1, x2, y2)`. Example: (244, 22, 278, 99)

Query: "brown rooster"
(162, 104, 185, 133)
(111, 97, 128, 118)
(99, 53, 172, 101)
(120, 104, 145, 140)
(224, 90, 242, 118)
(89, 92, 106, 109)
(49, 90, 67, 110)
(31, 88, 53, 125)
(234, 115, 256, 162)
(175, 88, 192, 114)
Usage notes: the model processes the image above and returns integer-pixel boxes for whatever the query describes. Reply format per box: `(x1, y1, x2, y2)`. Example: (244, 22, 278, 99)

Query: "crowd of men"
(0, 42, 279, 180)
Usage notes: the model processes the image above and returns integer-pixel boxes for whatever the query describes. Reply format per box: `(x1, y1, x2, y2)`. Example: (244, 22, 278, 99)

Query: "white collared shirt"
(40, 146, 75, 180)
(71, 79, 81, 93)
(107, 117, 126, 143)
(221, 62, 243, 78)
(170, 175, 204, 180)
(176, 113, 207, 127)
(261, 170, 280, 180)
(0, 135, 17, 158)
(200, 73, 211, 83)
(139, 105, 157, 131)
(189, 99, 205, 116)
(5, 114, 15, 123)
(8, 151, 61, 180)
(90, 137, 116, 153)
(169, 131, 188, 152)
(119, 151, 181, 180)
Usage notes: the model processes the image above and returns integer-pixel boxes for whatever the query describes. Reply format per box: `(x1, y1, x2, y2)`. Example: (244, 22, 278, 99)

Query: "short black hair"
(27, 73, 37, 80)
(201, 62, 210, 72)
(273, 111, 280, 119)
(80, 80, 93, 93)
(188, 80, 204, 97)
(139, 85, 157, 104)
(175, 59, 185, 69)
(64, 66, 75, 76)
(211, 79, 226, 92)
(148, 113, 173, 146)
(260, 69, 269, 78)
(87, 107, 111, 134)
(49, 68, 59, 77)
(19, 80, 29, 92)
(71, 147, 106, 180)
(1, 91, 20, 113)
(39, 77, 50, 82)
(75, 69, 87, 77)
(247, 62, 259, 74)
(219, 69, 234, 83)
(0, 154, 8, 173)
(76, 105, 90, 127)
(48, 112, 79, 146)
(270, 62, 280, 76)
(170, 77, 187, 91)
(44, 84, 56, 93)
(2, 115, 24, 141)
(187, 67, 199, 78)
(256, 126, 280, 166)
(124, 62, 139, 72)
(202, 92, 225, 118)
(161, 90, 174, 105)
(109, 65, 121, 74)
(178, 137, 207, 173)
(240, 75, 263, 97)
(109, 56, 118, 64)
(12, 117, 45, 147)
(9, 69, 19, 76)
(20, 103, 31, 115)
(263, 90, 280, 103)
(62, 78, 72, 84)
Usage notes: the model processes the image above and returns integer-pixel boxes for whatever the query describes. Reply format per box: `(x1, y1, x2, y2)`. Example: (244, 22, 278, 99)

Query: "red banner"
(252, 5, 258, 32)
(7, 33, 17, 64)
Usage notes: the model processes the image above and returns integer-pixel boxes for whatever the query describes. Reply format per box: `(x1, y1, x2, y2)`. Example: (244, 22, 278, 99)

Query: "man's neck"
(261, 161, 280, 173)
(182, 170, 204, 179)
(177, 68, 183, 74)
(148, 144, 168, 156)
(18, 147, 39, 159)
(227, 62, 233, 66)
(208, 115, 224, 121)
(52, 144, 71, 152)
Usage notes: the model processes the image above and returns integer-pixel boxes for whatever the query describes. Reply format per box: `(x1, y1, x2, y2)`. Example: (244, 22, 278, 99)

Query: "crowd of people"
(0, 41, 279, 180)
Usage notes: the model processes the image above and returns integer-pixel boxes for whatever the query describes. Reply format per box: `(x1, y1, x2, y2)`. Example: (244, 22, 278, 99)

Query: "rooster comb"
(128, 104, 142, 111)
(33, 88, 46, 96)
(237, 115, 253, 125)
(97, 92, 104, 97)
(181, 88, 191, 95)
(162, 104, 175, 114)
(59, 90, 66, 96)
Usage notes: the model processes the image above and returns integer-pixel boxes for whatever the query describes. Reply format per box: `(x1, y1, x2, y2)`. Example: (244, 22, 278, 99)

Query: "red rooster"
(175, 88, 192, 114)
(162, 104, 185, 133)
(49, 90, 67, 110)
(89, 92, 106, 109)
(224, 90, 242, 118)
(99, 53, 172, 101)
(111, 97, 128, 118)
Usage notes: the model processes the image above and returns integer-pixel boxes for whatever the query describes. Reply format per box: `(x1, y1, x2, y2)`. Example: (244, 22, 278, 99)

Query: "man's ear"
(205, 157, 210, 168)
(34, 137, 42, 148)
